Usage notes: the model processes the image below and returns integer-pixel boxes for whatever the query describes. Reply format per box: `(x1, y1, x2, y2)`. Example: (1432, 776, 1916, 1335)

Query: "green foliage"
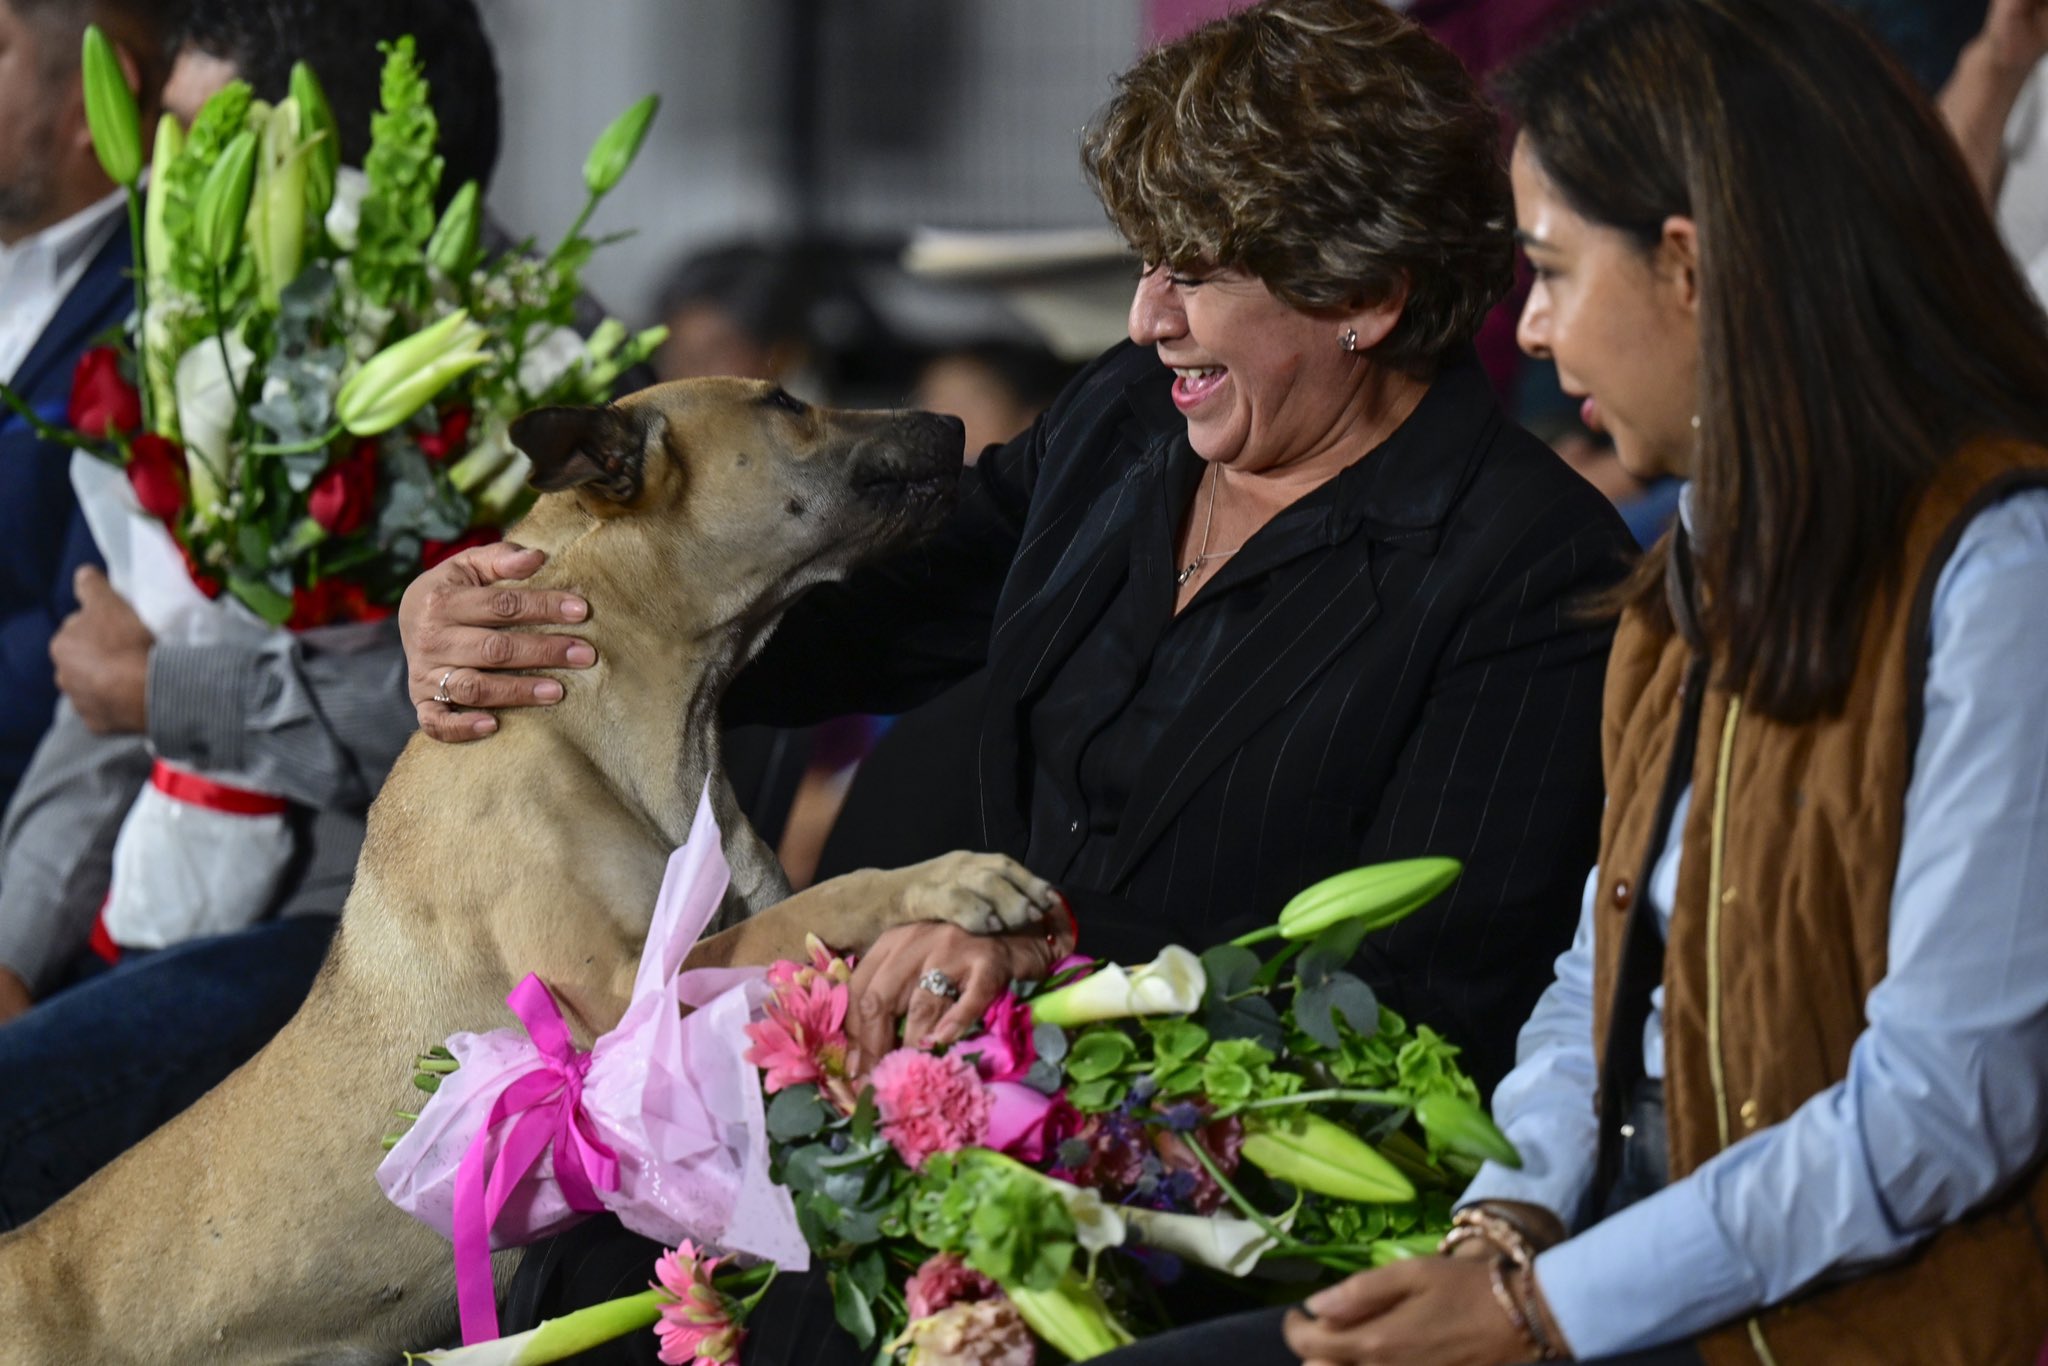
(353, 38, 442, 310)
(909, 1153, 1077, 1293)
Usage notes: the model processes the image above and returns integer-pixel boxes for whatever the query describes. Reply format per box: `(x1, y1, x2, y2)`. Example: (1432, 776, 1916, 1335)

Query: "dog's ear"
(511, 404, 648, 503)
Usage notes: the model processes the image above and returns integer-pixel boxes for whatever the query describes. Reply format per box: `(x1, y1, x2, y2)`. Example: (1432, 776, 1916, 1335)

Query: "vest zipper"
(1706, 696, 1783, 1366)
(1705, 696, 1741, 1151)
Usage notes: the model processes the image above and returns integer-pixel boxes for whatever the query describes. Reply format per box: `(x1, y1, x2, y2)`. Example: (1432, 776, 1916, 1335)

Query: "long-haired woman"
(1103, 1, 2048, 1362)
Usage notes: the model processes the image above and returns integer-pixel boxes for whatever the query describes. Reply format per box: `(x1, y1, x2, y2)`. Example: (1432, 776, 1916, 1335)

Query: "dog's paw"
(897, 851, 1059, 935)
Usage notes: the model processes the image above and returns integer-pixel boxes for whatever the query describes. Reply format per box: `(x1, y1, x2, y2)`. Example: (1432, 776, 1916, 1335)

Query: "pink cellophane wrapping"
(376, 784, 810, 1269)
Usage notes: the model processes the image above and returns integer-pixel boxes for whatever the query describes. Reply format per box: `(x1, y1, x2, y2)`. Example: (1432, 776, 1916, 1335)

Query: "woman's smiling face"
(1511, 136, 1702, 482)
(1126, 264, 1393, 473)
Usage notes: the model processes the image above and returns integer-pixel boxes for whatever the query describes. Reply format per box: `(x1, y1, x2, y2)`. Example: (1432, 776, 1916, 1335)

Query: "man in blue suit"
(0, 0, 182, 827)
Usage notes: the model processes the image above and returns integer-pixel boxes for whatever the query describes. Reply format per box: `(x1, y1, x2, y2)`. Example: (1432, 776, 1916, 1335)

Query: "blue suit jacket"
(0, 219, 127, 814)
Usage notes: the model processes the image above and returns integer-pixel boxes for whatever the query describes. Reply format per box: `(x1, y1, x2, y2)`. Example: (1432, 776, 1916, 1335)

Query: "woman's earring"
(1691, 414, 1702, 430)
(1339, 328, 1359, 354)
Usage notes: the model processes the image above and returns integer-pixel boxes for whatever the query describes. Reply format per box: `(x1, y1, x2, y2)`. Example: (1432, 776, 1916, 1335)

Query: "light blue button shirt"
(1459, 487, 2048, 1357)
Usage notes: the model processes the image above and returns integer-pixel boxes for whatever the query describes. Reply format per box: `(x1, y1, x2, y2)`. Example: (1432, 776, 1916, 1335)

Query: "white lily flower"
(1060, 1179, 1127, 1254)
(1031, 946, 1206, 1027)
(324, 165, 367, 251)
(173, 332, 255, 520)
(518, 324, 588, 396)
(1120, 1205, 1289, 1277)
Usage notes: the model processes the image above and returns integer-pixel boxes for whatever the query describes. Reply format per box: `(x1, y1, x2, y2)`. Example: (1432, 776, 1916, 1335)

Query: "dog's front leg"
(688, 850, 1061, 970)
(0, 941, 500, 1364)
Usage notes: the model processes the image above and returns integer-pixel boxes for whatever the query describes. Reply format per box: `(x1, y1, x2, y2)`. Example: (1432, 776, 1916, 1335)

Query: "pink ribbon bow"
(451, 973, 621, 1343)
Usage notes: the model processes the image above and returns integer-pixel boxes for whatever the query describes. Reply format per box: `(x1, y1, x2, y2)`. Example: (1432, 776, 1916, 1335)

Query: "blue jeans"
(0, 914, 336, 1229)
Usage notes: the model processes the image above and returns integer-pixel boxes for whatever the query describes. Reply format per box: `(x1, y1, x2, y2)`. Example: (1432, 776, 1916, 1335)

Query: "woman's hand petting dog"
(846, 921, 1066, 1067)
(400, 541, 598, 742)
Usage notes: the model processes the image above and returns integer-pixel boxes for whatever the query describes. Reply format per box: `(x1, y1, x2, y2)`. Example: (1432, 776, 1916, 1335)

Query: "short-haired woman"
(401, 6, 1631, 1351)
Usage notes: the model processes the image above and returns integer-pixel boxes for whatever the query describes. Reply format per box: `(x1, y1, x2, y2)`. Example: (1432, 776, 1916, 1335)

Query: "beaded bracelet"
(1510, 1257, 1567, 1361)
(1440, 1205, 1537, 1267)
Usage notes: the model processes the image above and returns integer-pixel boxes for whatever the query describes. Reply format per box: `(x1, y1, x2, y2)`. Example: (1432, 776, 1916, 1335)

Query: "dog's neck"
(510, 504, 795, 909)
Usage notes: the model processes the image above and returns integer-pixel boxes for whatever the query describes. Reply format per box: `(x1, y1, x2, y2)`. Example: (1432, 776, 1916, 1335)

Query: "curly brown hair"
(1082, 0, 1513, 374)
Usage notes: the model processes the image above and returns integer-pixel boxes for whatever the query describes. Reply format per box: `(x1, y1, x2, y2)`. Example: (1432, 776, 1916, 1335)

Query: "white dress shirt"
(0, 187, 127, 384)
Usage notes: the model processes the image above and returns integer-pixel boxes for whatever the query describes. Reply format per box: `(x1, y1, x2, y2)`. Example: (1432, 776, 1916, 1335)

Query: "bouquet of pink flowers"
(388, 793, 1515, 1366)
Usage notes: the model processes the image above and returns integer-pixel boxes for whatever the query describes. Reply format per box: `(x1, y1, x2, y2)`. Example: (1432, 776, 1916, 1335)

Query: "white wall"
(476, 0, 1141, 326)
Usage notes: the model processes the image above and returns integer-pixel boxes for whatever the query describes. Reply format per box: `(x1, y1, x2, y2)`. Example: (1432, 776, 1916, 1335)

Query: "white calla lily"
(1031, 946, 1206, 1027)
(1120, 1205, 1289, 1277)
(324, 165, 367, 250)
(173, 333, 255, 522)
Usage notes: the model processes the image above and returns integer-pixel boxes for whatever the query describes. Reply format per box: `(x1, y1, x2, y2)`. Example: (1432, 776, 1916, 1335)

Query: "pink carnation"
(869, 1048, 992, 1168)
(895, 1297, 1036, 1366)
(652, 1241, 743, 1366)
(904, 1252, 1000, 1321)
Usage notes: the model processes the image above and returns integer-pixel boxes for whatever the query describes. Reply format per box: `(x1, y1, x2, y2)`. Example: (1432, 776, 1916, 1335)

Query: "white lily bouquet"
(3, 28, 667, 951)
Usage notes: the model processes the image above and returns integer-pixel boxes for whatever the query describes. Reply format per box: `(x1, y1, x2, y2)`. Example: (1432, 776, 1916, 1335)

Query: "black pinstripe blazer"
(730, 341, 1631, 1091)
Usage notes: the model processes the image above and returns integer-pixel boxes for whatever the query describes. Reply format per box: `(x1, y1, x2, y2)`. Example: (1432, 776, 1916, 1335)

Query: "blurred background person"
(911, 336, 1076, 460)
(0, 0, 182, 852)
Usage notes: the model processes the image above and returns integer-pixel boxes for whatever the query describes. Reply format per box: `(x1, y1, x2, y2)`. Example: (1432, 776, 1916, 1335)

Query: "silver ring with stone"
(433, 668, 459, 705)
(917, 968, 960, 1000)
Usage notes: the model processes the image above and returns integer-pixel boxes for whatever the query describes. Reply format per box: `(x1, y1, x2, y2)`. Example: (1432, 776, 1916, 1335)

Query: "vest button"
(1611, 879, 1633, 911)
(1739, 1098, 1761, 1128)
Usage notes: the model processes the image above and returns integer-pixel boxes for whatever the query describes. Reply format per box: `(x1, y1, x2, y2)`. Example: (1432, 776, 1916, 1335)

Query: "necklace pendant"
(1176, 562, 1200, 587)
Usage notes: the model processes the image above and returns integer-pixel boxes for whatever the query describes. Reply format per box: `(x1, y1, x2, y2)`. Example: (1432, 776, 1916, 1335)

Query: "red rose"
(126, 433, 188, 522)
(289, 579, 396, 630)
(421, 525, 501, 572)
(332, 582, 395, 624)
(414, 407, 473, 462)
(68, 347, 141, 438)
(288, 580, 346, 630)
(309, 441, 379, 536)
(177, 541, 222, 599)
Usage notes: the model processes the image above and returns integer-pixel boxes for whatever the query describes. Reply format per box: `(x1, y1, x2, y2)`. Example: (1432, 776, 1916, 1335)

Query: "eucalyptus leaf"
(766, 1085, 830, 1142)
(1204, 993, 1284, 1051)
(1031, 1021, 1069, 1066)
(1200, 944, 1260, 1001)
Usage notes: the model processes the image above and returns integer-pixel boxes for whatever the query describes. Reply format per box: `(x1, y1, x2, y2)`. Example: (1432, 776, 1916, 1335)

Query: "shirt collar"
(0, 185, 128, 281)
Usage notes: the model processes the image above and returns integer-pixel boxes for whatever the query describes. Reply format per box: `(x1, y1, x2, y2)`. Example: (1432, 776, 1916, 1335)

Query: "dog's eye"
(762, 389, 808, 417)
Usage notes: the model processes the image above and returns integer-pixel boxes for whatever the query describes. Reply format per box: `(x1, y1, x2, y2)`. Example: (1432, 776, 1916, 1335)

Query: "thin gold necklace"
(1177, 465, 1248, 587)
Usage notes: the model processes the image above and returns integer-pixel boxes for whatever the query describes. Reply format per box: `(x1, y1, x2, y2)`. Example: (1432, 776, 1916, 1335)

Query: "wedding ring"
(917, 968, 960, 1000)
(433, 668, 458, 705)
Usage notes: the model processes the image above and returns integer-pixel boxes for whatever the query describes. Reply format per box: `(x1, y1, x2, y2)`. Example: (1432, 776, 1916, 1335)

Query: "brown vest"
(1592, 440, 2048, 1366)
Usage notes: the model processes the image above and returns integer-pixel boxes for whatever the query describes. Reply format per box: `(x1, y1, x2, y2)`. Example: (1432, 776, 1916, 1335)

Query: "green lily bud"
(1413, 1092, 1521, 1169)
(141, 112, 183, 434)
(143, 113, 181, 285)
(194, 129, 260, 272)
(426, 180, 482, 276)
(288, 61, 339, 216)
(335, 310, 491, 436)
(247, 100, 311, 308)
(1240, 1112, 1416, 1204)
(81, 25, 142, 186)
(1277, 857, 1461, 941)
(581, 94, 659, 196)
(1005, 1273, 1135, 1362)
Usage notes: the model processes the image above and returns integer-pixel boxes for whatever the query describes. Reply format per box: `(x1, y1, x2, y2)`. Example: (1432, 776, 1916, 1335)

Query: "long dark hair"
(1500, 0, 2048, 722)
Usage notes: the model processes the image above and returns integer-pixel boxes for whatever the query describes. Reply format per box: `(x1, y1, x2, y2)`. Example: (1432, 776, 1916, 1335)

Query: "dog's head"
(509, 378, 964, 620)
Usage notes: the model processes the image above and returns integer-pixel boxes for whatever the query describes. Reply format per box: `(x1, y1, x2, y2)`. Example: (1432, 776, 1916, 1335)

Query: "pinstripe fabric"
(730, 341, 1631, 1091)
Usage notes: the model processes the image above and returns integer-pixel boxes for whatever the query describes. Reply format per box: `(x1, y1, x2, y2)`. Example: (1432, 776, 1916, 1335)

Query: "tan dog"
(0, 380, 1057, 1362)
